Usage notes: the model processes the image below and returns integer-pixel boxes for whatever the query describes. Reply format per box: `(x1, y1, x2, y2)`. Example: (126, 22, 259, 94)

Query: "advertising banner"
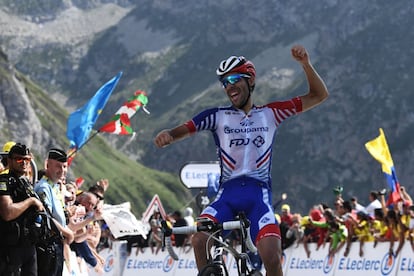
(65, 240, 413, 276)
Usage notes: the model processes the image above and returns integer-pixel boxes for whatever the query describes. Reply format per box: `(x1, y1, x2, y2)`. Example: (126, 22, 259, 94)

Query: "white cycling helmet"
(216, 56, 256, 80)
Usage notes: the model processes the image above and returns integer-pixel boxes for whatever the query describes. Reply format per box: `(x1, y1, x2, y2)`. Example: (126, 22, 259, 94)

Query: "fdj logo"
(380, 253, 395, 275)
(253, 136, 265, 147)
(230, 138, 249, 147)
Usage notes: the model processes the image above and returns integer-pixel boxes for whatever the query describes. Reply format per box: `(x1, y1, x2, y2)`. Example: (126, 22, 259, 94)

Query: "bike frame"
(161, 212, 260, 276)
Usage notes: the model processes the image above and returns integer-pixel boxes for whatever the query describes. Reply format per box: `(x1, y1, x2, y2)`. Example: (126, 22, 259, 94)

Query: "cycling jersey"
(185, 97, 302, 242)
(185, 97, 302, 189)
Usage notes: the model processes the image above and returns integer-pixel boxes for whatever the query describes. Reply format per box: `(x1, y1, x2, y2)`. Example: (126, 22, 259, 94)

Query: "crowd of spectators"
(94, 184, 414, 265)
(277, 186, 414, 260)
(119, 208, 194, 256)
(3, 140, 412, 276)
(97, 185, 413, 266)
(0, 141, 111, 275)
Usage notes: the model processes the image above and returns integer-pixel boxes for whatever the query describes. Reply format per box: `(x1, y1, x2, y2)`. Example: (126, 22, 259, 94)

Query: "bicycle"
(161, 212, 263, 276)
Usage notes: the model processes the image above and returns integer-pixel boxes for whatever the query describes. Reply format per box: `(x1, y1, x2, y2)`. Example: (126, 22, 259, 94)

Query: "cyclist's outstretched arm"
(291, 45, 329, 112)
(154, 124, 191, 148)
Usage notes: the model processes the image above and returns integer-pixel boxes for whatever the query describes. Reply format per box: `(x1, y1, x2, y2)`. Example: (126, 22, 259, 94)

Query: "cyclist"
(154, 45, 329, 276)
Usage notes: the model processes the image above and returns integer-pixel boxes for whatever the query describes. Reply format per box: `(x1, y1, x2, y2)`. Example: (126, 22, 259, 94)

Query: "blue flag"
(66, 72, 122, 149)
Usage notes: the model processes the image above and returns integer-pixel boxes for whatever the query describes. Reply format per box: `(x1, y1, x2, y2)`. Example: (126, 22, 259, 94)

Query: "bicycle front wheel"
(198, 263, 228, 276)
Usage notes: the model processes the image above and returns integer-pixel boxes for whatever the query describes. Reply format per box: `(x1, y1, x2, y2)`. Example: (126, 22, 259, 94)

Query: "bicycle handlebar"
(161, 216, 257, 261)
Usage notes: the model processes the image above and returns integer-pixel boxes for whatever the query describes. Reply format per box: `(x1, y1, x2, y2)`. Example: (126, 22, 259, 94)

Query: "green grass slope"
(20, 70, 191, 216)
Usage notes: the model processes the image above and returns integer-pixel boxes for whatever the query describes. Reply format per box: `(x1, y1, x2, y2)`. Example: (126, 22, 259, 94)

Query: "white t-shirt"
(364, 199, 382, 217)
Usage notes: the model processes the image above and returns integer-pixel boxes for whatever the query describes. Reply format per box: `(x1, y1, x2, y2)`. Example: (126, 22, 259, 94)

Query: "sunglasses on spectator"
(91, 192, 104, 201)
(221, 74, 250, 88)
(13, 156, 32, 164)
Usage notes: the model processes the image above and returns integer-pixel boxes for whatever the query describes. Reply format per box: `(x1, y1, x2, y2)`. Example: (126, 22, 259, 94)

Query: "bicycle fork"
(210, 239, 228, 276)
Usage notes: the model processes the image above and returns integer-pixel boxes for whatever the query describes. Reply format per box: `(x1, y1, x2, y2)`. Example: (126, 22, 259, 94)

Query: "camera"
(378, 189, 387, 196)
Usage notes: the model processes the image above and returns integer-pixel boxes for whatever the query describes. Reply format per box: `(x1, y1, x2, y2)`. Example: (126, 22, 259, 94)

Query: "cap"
(281, 204, 290, 211)
(8, 143, 31, 157)
(3, 141, 16, 152)
(48, 148, 67, 162)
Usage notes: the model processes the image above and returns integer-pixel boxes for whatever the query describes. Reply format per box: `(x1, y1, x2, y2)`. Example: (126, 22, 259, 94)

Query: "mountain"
(0, 50, 190, 216)
(1, 0, 414, 214)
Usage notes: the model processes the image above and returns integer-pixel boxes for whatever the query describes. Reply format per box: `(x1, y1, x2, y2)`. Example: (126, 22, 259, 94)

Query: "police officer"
(0, 143, 44, 276)
(34, 148, 74, 276)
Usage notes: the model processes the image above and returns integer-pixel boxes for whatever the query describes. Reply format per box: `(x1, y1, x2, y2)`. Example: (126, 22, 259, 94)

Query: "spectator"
(332, 186, 344, 205)
(65, 182, 78, 207)
(302, 206, 326, 258)
(407, 205, 414, 251)
(70, 191, 104, 273)
(124, 235, 147, 256)
(365, 191, 382, 218)
(300, 215, 318, 258)
(0, 143, 44, 275)
(86, 220, 102, 253)
(384, 209, 407, 257)
(0, 141, 16, 175)
(148, 219, 163, 254)
(169, 210, 189, 247)
(63, 181, 79, 273)
(34, 148, 74, 276)
(400, 186, 413, 206)
(310, 208, 336, 252)
(280, 204, 293, 227)
(340, 201, 357, 257)
(0, 156, 5, 173)
(88, 181, 107, 211)
(400, 201, 412, 232)
(285, 213, 304, 248)
(333, 200, 343, 217)
(279, 219, 294, 250)
(328, 221, 347, 257)
(97, 223, 115, 252)
(86, 183, 106, 253)
(184, 207, 195, 226)
(350, 196, 365, 212)
(353, 211, 374, 256)
(372, 208, 388, 247)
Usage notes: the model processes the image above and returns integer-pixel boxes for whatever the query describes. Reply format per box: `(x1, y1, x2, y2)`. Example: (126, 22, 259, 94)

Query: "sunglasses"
(91, 191, 104, 201)
(220, 74, 250, 88)
(13, 156, 32, 164)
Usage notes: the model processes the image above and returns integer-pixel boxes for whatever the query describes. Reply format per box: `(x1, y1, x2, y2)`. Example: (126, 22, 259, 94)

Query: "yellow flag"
(364, 128, 394, 175)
